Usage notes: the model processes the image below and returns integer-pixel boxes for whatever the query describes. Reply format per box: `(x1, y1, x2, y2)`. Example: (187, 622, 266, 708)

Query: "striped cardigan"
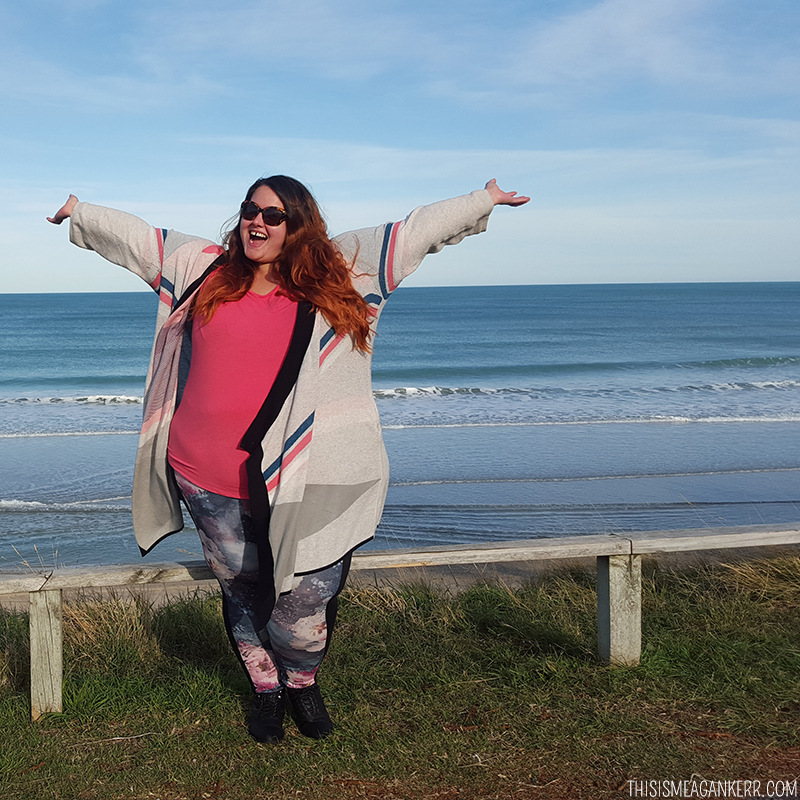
(69, 189, 494, 598)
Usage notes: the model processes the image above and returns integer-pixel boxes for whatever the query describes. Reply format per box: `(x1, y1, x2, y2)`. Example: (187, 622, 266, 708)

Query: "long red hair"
(192, 175, 373, 353)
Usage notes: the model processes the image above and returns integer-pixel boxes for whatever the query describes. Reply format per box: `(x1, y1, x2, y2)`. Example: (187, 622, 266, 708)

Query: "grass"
(1, 558, 799, 800)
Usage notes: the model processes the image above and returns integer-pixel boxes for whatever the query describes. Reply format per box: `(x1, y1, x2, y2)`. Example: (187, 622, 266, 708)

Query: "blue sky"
(2, 0, 799, 291)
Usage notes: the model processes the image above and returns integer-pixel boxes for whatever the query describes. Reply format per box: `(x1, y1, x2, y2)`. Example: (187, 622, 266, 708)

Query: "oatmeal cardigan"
(69, 189, 494, 598)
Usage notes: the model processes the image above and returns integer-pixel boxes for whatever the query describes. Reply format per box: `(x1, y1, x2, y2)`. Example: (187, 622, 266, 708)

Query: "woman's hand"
(484, 179, 529, 207)
(47, 195, 79, 224)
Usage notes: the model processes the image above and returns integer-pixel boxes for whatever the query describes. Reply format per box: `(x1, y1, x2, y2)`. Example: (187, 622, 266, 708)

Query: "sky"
(1, 0, 799, 292)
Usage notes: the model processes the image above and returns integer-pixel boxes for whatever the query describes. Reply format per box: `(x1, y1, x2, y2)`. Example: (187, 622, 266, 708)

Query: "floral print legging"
(175, 471, 349, 693)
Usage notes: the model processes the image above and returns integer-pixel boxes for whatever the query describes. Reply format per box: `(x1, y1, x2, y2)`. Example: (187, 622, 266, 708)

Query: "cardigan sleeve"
(394, 188, 494, 271)
(69, 202, 213, 295)
(337, 189, 495, 300)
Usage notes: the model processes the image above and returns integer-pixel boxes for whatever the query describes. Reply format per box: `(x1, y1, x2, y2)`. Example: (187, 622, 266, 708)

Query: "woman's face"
(239, 185, 288, 267)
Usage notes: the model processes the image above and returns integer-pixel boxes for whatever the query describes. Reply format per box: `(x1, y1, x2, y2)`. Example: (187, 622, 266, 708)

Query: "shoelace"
(254, 691, 284, 716)
(291, 687, 325, 720)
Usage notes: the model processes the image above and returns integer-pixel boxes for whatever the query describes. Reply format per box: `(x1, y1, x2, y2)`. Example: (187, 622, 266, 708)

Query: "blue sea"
(2, 284, 800, 569)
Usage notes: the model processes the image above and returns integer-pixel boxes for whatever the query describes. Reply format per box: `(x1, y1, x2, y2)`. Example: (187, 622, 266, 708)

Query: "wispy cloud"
(0, 54, 225, 112)
(509, 0, 720, 87)
(5, 0, 798, 115)
(0, 1, 464, 111)
(431, 0, 800, 106)
(181, 134, 799, 191)
(135, 0, 452, 80)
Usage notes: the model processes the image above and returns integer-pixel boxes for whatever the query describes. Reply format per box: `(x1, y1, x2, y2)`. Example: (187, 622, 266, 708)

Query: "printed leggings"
(175, 471, 349, 693)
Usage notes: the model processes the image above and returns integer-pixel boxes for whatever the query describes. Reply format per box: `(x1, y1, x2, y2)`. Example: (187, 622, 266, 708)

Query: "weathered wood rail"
(2, 523, 799, 721)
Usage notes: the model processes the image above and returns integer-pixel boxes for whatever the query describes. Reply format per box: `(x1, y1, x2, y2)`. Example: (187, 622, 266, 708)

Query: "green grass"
(1, 558, 799, 800)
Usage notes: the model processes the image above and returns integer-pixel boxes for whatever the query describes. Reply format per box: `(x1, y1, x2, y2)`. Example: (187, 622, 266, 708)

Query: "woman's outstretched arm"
(381, 178, 530, 284)
(46, 195, 217, 298)
(47, 195, 168, 287)
(336, 178, 530, 300)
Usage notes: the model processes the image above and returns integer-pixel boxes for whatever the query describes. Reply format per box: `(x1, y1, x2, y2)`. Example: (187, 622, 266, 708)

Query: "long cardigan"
(69, 189, 495, 599)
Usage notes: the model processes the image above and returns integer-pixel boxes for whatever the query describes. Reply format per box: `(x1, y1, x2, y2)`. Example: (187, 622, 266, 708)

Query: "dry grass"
(717, 556, 800, 603)
(64, 596, 164, 676)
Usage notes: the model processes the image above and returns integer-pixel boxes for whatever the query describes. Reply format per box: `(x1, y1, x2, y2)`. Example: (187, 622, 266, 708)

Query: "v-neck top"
(168, 288, 298, 497)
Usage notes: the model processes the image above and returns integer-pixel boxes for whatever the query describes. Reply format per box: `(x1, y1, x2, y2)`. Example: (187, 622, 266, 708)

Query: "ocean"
(2, 283, 799, 570)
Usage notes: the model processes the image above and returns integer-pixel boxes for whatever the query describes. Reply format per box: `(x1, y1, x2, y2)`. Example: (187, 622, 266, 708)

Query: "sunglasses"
(240, 201, 288, 227)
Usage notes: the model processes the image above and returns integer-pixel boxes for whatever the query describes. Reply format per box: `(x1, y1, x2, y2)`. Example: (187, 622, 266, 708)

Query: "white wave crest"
(381, 415, 800, 430)
(0, 430, 139, 439)
(0, 395, 143, 405)
(388, 466, 800, 486)
(0, 498, 131, 512)
(373, 386, 509, 398)
(372, 381, 800, 401)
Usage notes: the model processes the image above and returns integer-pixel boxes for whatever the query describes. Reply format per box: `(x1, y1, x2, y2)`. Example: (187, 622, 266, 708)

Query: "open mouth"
(249, 231, 268, 242)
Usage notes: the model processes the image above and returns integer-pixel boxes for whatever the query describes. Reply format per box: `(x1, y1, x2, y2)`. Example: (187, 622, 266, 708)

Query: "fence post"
(29, 589, 63, 721)
(597, 554, 642, 666)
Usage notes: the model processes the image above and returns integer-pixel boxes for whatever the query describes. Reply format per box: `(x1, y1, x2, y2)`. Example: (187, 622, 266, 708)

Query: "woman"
(48, 176, 529, 743)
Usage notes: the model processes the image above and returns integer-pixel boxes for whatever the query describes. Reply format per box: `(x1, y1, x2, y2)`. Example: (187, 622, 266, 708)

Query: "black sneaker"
(286, 684, 334, 739)
(248, 689, 286, 743)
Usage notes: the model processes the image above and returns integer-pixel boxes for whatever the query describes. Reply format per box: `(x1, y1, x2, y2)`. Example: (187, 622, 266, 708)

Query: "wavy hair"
(192, 175, 373, 353)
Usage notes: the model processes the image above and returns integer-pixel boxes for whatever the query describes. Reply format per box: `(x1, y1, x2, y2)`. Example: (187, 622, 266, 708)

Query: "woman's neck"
(251, 266, 278, 296)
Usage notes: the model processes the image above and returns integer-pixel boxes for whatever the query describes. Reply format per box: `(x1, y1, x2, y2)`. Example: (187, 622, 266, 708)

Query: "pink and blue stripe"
(157, 275, 176, 309)
(149, 230, 176, 307)
(377, 222, 401, 300)
(318, 220, 400, 364)
(263, 413, 315, 492)
(319, 327, 346, 366)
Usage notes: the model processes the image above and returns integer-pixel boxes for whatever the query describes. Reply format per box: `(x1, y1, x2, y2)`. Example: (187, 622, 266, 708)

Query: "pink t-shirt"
(168, 288, 297, 498)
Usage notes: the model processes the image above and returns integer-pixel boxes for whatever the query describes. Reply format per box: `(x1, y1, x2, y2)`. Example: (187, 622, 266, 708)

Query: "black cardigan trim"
(170, 255, 226, 315)
(240, 299, 316, 620)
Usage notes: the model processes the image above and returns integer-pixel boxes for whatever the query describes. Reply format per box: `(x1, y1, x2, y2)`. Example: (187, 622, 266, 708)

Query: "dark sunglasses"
(240, 201, 288, 227)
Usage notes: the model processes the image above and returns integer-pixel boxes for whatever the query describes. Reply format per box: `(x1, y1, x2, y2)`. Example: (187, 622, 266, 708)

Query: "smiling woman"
(239, 187, 288, 270)
(46, 174, 529, 745)
(193, 176, 374, 353)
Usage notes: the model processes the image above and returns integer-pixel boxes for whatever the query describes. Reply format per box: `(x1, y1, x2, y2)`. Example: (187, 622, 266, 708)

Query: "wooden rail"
(2, 523, 799, 721)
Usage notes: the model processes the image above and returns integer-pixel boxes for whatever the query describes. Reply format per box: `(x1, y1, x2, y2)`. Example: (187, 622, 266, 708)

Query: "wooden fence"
(2, 523, 799, 721)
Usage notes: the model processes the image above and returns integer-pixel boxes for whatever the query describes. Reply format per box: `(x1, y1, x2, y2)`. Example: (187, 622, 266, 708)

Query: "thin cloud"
(433, 0, 800, 105)
(511, 0, 719, 86)
(135, 0, 452, 81)
(181, 135, 798, 188)
(5, 1, 798, 114)
(0, 50, 227, 112)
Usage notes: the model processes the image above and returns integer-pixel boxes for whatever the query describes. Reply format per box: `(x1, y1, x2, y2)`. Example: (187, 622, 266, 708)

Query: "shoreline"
(4, 465, 800, 570)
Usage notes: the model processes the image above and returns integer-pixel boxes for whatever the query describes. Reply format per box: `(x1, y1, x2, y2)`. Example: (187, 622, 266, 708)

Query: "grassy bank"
(1, 558, 799, 800)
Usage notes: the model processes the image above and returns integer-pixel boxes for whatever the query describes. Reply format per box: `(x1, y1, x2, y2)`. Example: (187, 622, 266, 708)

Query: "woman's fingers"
(47, 194, 79, 224)
(484, 179, 530, 207)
